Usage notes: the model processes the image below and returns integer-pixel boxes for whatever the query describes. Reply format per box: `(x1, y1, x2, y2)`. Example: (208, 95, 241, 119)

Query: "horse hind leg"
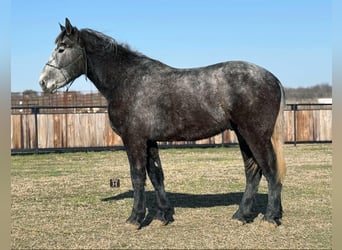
(257, 143, 283, 226)
(146, 140, 174, 225)
(232, 131, 262, 224)
(239, 132, 284, 226)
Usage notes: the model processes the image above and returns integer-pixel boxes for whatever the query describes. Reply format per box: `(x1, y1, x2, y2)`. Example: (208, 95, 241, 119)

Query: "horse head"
(39, 18, 87, 93)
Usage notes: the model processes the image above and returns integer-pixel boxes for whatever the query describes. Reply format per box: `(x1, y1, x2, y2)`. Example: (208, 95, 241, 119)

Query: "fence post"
(291, 104, 297, 146)
(31, 107, 40, 153)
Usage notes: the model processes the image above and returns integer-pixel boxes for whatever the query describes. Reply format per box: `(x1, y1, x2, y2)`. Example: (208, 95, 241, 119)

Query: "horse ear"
(59, 23, 65, 32)
(65, 17, 73, 35)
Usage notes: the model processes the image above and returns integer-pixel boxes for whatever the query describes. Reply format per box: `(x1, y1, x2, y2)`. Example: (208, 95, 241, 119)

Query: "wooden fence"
(11, 104, 332, 153)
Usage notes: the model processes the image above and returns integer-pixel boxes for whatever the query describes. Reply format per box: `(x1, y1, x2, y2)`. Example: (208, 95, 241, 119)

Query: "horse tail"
(271, 83, 286, 183)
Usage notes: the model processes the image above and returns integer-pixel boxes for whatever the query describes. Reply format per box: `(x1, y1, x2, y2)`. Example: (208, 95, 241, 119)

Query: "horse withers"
(39, 18, 286, 229)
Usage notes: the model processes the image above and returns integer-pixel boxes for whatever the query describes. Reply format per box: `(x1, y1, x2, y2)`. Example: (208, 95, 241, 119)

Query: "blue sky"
(11, 0, 331, 92)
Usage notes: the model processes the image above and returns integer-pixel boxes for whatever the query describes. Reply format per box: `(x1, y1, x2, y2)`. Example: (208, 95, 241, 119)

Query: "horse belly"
(153, 105, 231, 141)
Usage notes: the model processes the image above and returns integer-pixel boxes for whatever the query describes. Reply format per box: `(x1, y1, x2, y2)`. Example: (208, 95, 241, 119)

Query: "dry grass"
(11, 144, 332, 249)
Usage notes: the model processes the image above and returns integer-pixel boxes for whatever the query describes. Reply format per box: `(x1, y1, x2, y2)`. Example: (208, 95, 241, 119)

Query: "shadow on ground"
(101, 191, 268, 227)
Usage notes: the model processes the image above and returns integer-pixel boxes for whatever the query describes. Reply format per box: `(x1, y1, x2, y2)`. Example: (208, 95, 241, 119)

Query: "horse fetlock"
(154, 207, 174, 225)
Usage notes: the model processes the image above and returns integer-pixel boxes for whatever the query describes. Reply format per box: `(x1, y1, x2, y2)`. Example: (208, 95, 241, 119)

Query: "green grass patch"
(11, 144, 332, 249)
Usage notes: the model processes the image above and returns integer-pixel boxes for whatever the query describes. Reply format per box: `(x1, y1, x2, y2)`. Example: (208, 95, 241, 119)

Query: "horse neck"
(81, 33, 143, 100)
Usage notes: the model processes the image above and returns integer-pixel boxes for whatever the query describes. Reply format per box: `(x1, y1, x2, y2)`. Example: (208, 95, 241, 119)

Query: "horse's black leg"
(239, 133, 283, 226)
(146, 140, 173, 224)
(253, 142, 283, 226)
(123, 138, 148, 229)
(232, 132, 262, 223)
(263, 173, 283, 226)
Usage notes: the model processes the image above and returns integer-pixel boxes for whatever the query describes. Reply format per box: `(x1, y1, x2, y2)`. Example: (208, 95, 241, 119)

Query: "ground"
(11, 144, 332, 249)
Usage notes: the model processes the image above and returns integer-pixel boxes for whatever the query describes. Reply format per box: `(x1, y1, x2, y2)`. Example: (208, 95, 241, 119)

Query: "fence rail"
(11, 104, 332, 154)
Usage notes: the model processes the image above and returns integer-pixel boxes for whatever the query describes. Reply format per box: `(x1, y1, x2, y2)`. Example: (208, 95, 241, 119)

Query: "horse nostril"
(40, 80, 46, 88)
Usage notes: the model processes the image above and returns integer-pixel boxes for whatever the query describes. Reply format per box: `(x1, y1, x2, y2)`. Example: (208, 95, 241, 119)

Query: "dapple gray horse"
(40, 18, 286, 229)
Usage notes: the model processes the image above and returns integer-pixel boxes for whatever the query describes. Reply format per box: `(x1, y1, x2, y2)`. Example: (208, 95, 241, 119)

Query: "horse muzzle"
(39, 65, 69, 93)
(39, 79, 57, 93)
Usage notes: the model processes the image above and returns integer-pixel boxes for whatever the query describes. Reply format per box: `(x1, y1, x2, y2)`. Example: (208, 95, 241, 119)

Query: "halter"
(45, 46, 88, 92)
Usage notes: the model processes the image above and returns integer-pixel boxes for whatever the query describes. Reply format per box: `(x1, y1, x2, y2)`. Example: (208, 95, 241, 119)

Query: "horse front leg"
(124, 138, 148, 229)
(146, 140, 174, 225)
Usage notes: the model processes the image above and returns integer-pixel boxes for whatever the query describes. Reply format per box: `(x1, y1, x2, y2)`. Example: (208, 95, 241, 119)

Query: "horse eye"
(58, 46, 65, 53)
(56, 42, 68, 53)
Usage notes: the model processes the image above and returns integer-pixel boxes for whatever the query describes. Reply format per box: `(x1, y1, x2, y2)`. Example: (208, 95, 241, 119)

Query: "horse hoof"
(150, 218, 170, 227)
(231, 217, 247, 225)
(125, 216, 143, 230)
(154, 208, 174, 225)
(260, 218, 280, 228)
(125, 221, 142, 230)
(232, 212, 253, 225)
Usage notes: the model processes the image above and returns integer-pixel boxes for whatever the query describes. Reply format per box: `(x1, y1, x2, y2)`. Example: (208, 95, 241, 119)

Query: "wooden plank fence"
(11, 104, 332, 153)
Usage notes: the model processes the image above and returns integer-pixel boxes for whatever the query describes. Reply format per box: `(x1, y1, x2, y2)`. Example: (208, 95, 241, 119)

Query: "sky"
(11, 0, 331, 92)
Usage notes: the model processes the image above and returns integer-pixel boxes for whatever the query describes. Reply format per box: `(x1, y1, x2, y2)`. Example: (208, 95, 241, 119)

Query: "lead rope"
(83, 47, 88, 81)
(65, 79, 75, 92)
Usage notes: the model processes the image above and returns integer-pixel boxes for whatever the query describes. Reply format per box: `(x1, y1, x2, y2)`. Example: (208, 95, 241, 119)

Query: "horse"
(39, 18, 286, 229)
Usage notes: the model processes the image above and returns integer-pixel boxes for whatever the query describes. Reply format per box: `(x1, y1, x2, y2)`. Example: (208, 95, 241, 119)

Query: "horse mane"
(79, 28, 144, 58)
(79, 29, 117, 53)
(55, 27, 161, 71)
